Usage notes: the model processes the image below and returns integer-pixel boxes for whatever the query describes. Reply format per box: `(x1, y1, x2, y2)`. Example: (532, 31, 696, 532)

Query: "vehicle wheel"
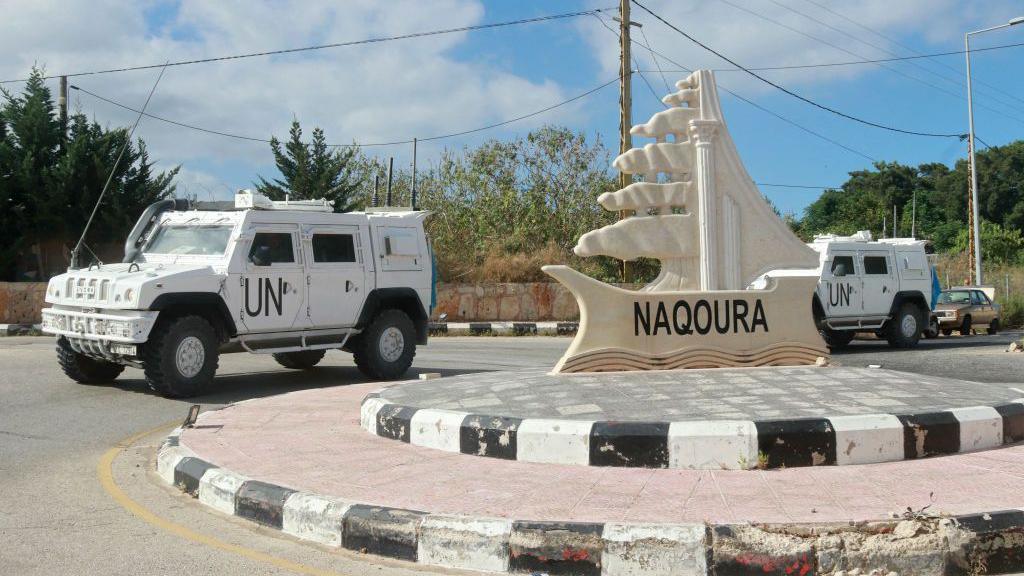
(923, 317, 939, 339)
(959, 315, 972, 336)
(987, 318, 1000, 335)
(352, 309, 416, 380)
(273, 350, 326, 369)
(941, 328, 953, 336)
(886, 302, 923, 349)
(56, 337, 124, 384)
(821, 328, 855, 350)
(143, 315, 219, 398)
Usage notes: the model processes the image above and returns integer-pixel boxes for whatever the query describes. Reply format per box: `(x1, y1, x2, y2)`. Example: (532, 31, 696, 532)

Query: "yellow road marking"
(98, 422, 349, 576)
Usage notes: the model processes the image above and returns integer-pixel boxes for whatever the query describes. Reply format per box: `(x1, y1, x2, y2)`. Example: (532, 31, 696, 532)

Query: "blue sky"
(4, 0, 1023, 216)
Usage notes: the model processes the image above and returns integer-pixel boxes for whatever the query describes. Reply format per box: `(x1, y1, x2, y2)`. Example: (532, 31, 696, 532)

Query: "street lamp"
(965, 16, 1024, 286)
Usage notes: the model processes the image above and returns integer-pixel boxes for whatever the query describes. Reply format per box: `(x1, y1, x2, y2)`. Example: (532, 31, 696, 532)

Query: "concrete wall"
(0, 281, 611, 324)
(0, 282, 47, 324)
(432, 283, 639, 321)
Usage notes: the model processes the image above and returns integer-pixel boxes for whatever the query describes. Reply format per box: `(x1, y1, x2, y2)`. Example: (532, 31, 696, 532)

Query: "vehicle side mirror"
(834, 263, 848, 277)
(250, 245, 272, 266)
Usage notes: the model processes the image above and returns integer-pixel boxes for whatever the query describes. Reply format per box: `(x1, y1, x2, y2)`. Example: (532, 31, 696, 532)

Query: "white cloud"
(1, 0, 585, 183)
(579, 0, 1023, 95)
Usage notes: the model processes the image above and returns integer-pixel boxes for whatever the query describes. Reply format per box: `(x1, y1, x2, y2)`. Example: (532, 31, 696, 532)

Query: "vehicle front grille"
(65, 276, 111, 304)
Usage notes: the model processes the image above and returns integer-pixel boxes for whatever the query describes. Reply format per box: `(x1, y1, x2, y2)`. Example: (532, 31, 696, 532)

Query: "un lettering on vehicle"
(243, 277, 286, 317)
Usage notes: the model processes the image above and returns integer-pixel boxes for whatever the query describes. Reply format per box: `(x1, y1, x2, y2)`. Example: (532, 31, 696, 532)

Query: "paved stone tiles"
(181, 382, 1024, 525)
(375, 366, 1022, 421)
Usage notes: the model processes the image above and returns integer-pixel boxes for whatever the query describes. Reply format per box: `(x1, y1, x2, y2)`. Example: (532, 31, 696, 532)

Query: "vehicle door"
(238, 227, 306, 333)
(860, 252, 895, 315)
(823, 253, 861, 317)
(971, 290, 994, 324)
(303, 225, 366, 328)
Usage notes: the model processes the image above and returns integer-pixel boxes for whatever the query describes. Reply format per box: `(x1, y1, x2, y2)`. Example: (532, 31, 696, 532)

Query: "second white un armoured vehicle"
(809, 231, 935, 350)
(41, 191, 433, 398)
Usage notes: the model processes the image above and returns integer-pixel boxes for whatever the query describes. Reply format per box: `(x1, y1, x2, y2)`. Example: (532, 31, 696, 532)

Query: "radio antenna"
(69, 62, 169, 269)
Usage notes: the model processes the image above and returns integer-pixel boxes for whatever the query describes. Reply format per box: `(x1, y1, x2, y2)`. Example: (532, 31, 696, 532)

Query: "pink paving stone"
(179, 383, 1024, 525)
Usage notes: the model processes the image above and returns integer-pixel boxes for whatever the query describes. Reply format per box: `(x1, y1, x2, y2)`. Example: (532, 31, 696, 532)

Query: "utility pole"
(59, 76, 68, 152)
(411, 137, 418, 210)
(386, 157, 394, 207)
(966, 148, 976, 282)
(617, 0, 638, 283)
(911, 190, 917, 238)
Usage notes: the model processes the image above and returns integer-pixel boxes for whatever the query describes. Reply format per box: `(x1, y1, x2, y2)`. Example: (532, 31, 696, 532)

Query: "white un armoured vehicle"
(42, 191, 433, 398)
(808, 231, 934, 350)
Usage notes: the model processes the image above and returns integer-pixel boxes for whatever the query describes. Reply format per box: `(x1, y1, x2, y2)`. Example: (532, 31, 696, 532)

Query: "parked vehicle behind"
(934, 287, 1001, 336)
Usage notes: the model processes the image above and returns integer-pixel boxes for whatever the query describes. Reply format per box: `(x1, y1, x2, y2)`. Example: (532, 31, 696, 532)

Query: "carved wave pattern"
(560, 342, 828, 373)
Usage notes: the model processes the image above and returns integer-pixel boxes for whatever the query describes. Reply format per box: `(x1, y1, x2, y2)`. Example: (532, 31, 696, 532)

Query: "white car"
(808, 231, 934, 350)
(41, 191, 433, 397)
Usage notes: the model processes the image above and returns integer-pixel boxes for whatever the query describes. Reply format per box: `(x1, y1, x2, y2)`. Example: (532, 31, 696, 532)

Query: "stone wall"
(432, 283, 639, 321)
(0, 282, 47, 324)
(0, 281, 616, 324)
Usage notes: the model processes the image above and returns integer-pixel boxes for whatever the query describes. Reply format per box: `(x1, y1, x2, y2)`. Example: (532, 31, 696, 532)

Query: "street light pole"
(965, 16, 1024, 286)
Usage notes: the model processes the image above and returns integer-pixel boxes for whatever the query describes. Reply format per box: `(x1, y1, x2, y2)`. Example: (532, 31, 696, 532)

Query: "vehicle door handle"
(345, 280, 353, 292)
(882, 286, 887, 293)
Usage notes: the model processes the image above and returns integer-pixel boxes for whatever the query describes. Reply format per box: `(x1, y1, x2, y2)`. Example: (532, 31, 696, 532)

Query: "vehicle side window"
(831, 255, 854, 276)
(971, 291, 984, 305)
(863, 256, 888, 275)
(249, 232, 295, 264)
(312, 233, 356, 263)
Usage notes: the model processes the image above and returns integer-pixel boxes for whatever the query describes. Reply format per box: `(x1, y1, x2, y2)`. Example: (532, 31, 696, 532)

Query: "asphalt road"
(0, 333, 1021, 575)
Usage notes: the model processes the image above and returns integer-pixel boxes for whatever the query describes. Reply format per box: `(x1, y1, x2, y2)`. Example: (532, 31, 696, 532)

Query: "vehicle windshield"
(145, 224, 234, 256)
(937, 290, 971, 305)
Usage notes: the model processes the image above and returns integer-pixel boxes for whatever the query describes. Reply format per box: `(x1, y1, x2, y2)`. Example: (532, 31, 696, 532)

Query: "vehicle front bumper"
(935, 311, 960, 327)
(41, 306, 158, 344)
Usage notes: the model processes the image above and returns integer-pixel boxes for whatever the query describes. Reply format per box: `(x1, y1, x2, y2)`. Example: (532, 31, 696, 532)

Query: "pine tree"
(0, 67, 178, 279)
(255, 119, 359, 212)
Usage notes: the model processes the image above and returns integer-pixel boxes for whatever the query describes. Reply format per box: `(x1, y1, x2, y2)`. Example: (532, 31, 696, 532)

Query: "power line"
(71, 76, 621, 148)
(756, 182, 838, 189)
(1, 7, 614, 84)
(632, 40, 1024, 73)
(799, 0, 1024, 109)
(589, 11, 667, 109)
(637, 41, 876, 162)
(761, 0, 1024, 121)
(631, 0, 964, 139)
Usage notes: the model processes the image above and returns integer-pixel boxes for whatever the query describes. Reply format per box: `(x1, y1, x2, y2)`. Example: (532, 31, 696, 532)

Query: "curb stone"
(427, 321, 578, 336)
(0, 323, 43, 336)
(362, 395, 1024, 470)
(158, 424, 1024, 575)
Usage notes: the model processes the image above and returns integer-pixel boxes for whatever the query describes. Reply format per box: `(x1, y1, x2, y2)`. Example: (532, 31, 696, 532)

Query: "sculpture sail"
(543, 70, 827, 373)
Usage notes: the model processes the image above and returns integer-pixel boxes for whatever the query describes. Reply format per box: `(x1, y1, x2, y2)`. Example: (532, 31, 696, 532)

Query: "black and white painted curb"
(361, 395, 1024, 470)
(0, 323, 42, 336)
(157, 428, 707, 575)
(158, 428, 1024, 575)
(428, 321, 578, 336)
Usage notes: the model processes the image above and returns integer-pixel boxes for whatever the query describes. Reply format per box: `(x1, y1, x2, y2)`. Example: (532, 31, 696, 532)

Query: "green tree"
(953, 219, 1024, 264)
(0, 67, 178, 279)
(255, 119, 359, 212)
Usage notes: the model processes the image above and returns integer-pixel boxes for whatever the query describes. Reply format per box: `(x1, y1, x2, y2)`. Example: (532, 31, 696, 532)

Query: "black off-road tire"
(987, 318, 1000, 335)
(821, 328, 855, 350)
(56, 337, 125, 384)
(959, 315, 972, 336)
(885, 302, 923, 349)
(352, 309, 416, 380)
(143, 315, 219, 398)
(273, 350, 327, 369)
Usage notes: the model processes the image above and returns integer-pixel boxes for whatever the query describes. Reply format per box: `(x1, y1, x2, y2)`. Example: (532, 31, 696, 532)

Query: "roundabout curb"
(157, 424, 1024, 575)
(360, 394, 1024, 470)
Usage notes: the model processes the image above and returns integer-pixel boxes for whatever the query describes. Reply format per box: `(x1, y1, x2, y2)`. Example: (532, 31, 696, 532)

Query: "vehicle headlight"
(123, 288, 135, 303)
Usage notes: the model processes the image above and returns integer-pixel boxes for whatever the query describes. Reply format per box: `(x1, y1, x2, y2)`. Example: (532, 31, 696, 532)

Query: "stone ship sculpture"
(542, 70, 827, 373)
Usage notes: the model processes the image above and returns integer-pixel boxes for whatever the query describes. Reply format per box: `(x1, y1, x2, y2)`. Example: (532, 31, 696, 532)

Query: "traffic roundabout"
(159, 372, 1024, 575)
